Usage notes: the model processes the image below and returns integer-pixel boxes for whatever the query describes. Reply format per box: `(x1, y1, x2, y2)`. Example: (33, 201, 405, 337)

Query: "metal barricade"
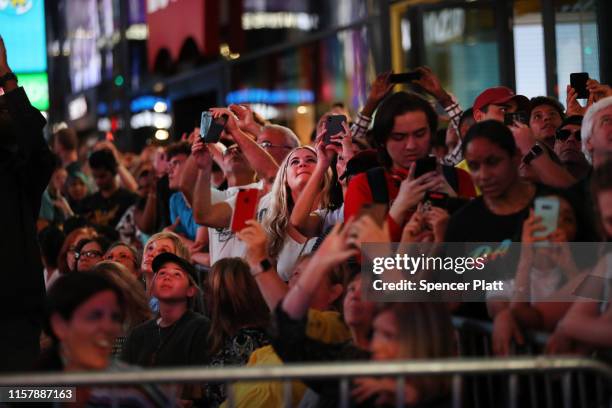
(1, 357, 612, 408)
(451, 316, 608, 408)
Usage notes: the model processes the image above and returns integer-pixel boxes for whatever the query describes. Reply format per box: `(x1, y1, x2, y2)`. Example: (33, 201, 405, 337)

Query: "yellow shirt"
(221, 309, 351, 408)
(455, 159, 481, 195)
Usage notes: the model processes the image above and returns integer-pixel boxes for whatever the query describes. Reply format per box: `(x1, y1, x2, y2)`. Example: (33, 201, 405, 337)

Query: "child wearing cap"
(121, 252, 209, 401)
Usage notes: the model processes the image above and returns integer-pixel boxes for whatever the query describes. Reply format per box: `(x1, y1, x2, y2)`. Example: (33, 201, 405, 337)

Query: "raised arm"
(191, 139, 233, 228)
(282, 222, 358, 319)
(511, 124, 576, 188)
(210, 107, 278, 183)
(290, 126, 338, 237)
(237, 220, 288, 310)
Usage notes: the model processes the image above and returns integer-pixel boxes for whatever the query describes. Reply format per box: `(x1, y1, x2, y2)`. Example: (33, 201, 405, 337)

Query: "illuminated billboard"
(0, 0, 47, 72)
(0, 0, 48, 110)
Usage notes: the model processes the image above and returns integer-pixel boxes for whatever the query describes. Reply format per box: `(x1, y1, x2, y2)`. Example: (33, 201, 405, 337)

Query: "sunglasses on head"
(555, 129, 581, 142)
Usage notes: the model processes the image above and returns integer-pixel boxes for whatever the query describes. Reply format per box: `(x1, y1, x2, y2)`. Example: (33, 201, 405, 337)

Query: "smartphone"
(357, 203, 388, 226)
(201, 113, 228, 143)
(389, 71, 422, 83)
(570, 72, 589, 99)
(504, 111, 528, 126)
(324, 115, 346, 145)
(231, 189, 259, 233)
(414, 157, 438, 178)
(423, 191, 449, 210)
(533, 196, 560, 238)
(199, 111, 213, 139)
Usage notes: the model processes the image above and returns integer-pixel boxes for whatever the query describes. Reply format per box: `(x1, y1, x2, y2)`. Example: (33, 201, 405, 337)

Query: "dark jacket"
(0, 87, 53, 316)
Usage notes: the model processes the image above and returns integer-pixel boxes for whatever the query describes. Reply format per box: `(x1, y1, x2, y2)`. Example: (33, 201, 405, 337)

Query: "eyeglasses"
(259, 141, 292, 150)
(76, 250, 103, 260)
(555, 129, 581, 142)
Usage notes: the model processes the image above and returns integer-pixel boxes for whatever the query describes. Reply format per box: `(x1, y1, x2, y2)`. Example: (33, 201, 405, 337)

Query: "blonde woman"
(91, 261, 152, 356)
(261, 146, 334, 280)
(192, 142, 334, 280)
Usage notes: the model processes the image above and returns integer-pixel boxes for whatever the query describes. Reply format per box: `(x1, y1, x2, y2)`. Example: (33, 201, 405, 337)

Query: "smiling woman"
(36, 272, 175, 406)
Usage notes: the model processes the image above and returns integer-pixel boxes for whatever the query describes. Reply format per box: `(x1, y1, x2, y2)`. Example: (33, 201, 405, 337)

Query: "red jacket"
(344, 166, 476, 241)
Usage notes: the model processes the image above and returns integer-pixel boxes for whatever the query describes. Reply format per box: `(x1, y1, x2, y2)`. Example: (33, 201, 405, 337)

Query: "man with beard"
(553, 115, 590, 179)
(0, 35, 54, 371)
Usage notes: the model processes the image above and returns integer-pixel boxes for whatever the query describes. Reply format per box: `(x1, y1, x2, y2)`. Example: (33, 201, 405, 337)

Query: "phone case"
(324, 115, 346, 144)
(203, 114, 227, 143)
(414, 157, 437, 178)
(533, 197, 560, 237)
(389, 72, 421, 83)
(231, 189, 259, 233)
(570, 73, 589, 99)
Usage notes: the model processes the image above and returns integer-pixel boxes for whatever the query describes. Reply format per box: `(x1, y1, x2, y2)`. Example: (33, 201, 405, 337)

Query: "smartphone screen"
(202, 114, 228, 143)
(414, 157, 437, 178)
(199, 112, 213, 139)
(533, 196, 560, 238)
(570, 72, 589, 99)
(389, 71, 422, 83)
(324, 115, 346, 145)
(503, 111, 528, 126)
(231, 189, 259, 233)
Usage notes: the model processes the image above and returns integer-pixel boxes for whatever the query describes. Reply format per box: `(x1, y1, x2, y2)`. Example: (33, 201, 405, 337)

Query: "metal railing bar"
(1, 357, 611, 387)
(339, 377, 349, 408)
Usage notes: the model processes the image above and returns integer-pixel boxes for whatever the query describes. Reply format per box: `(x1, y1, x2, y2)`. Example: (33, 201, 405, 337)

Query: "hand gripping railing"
(1, 356, 612, 408)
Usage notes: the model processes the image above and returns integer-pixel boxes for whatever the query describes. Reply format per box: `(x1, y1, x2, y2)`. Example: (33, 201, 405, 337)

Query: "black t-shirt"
(121, 310, 210, 367)
(444, 190, 536, 320)
(81, 187, 139, 228)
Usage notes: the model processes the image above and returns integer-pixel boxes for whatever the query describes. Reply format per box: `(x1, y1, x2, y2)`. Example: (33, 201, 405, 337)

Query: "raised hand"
(191, 138, 212, 170)
(367, 71, 393, 104)
(413, 66, 452, 105)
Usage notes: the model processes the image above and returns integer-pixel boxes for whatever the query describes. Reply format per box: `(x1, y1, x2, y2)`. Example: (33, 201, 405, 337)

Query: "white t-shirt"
(209, 190, 323, 281)
(208, 186, 268, 265)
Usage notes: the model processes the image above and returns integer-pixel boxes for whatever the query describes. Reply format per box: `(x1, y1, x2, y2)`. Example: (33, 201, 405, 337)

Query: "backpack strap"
(366, 167, 389, 204)
(442, 165, 459, 194)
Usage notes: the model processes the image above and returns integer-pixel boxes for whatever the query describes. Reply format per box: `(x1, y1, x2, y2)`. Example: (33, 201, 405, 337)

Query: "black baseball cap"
(152, 253, 197, 283)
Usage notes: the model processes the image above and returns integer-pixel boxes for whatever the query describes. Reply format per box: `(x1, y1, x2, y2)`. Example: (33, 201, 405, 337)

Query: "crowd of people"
(2, 33, 612, 407)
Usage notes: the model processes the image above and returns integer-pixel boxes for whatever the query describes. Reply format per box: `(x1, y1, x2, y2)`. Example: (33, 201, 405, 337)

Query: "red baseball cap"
(473, 86, 529, 112)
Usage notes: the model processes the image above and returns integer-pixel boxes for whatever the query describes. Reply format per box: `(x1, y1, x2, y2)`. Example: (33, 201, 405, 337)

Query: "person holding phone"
(581, 96, 612, 167)
(545, 161, 612, 354)
(344, 91, 476, 242)
(491, 191, 594, 355)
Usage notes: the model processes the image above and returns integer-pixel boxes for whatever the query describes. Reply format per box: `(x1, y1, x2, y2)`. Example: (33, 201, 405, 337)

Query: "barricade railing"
(1, 357, 611, 408)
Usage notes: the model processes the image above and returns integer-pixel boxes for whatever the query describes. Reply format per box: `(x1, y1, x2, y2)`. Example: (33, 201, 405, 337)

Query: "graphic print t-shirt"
(81, 188, 139, 228)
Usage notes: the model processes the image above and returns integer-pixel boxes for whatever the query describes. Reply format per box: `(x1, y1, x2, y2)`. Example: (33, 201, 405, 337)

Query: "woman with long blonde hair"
(261, 145, 333, 279)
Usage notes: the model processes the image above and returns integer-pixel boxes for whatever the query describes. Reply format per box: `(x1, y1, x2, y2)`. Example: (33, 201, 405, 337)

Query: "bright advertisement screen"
(0, 0, 47, 72)
(0, 0, 48, 110)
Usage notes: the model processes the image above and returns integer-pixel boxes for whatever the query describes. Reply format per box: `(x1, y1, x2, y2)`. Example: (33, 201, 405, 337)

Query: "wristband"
(251, 258, 272, 277)
(0, 71, 17, 87)
(522, 143, 544, 165)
